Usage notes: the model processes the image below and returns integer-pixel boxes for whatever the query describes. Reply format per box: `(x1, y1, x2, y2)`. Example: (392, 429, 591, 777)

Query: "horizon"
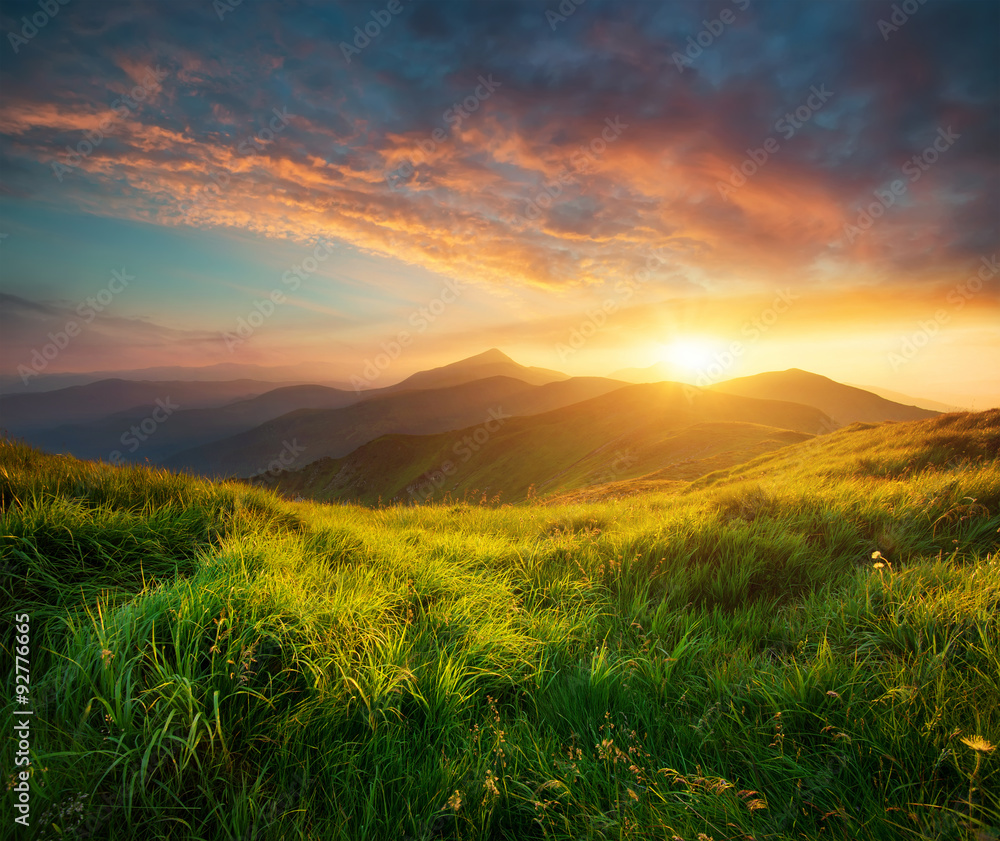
(2, 347, 995, 413)
(1, 0, 998, 408)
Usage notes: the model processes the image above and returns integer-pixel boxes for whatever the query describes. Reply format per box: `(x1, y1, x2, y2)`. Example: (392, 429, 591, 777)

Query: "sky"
(0, 0, 997, 406)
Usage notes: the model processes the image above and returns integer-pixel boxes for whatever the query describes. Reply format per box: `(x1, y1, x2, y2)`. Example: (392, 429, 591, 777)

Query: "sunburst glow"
(663, 338, 719, 373)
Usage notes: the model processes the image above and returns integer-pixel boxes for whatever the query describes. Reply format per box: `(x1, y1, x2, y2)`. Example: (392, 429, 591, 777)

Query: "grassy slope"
(1, 410, 998, 840)
(544, 424, 814, 505)
(260, 421, 813, 506)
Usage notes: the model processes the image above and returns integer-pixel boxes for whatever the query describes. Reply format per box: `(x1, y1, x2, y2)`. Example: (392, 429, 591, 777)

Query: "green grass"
(258, 421, 814, 507)
(2, 410, 999, 840)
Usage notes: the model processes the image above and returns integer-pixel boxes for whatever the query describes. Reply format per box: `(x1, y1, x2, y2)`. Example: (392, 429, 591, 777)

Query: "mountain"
(5, 358, 945, 479)
(0, 350, 561, 397)
(3, 352, 586, 466)
(167, 374, 627, 477)
(385, 348, 569, 392)
(609, 360, 681, 383)
(916, 381, 1000, 411)
(24, 384, 361, 463)
(845, 384, 967, 414)
(709, 369, 939, 426)
(0, 378, 287, 433)
(0, 362, 348, 395)
(252, 381, 832, 504)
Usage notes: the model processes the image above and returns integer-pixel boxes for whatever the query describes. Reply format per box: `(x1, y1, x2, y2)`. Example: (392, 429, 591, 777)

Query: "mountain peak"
(459, 348, 515, 366)
(388, 349, 567, 393)
(710, 369, 939, 426)
(780, 368, 832, 380)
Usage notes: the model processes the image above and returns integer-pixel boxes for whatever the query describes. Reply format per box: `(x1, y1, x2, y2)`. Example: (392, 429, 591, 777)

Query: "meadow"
(2, 410, 999, 840)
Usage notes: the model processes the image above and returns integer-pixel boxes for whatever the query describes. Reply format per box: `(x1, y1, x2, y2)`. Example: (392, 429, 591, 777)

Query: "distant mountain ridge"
(0, 362, 348, 395)
(845, 384, 966, 414)
(0, 379, 285, 432)
(709, 369, 939, 425)
(24, 383, 361, 463)
(1, 353, 951, 484)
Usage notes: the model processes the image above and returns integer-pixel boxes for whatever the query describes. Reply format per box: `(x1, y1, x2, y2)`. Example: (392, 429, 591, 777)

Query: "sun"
(663, 337, 718, 372)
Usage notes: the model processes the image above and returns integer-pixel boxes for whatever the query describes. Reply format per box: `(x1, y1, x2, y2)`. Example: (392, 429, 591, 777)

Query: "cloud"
(0, 289, 229, 375)
(0, 0, 996, 301)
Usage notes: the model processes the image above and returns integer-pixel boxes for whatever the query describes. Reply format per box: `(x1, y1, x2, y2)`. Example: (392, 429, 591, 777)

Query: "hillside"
(2, 410, 998, 840)
(260, 420, 813, 504)
(688, 407, 1000, 493)
(253, 382, 831, 503)
(710, 368, 939, 425)
(167, 375, 628, 477)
